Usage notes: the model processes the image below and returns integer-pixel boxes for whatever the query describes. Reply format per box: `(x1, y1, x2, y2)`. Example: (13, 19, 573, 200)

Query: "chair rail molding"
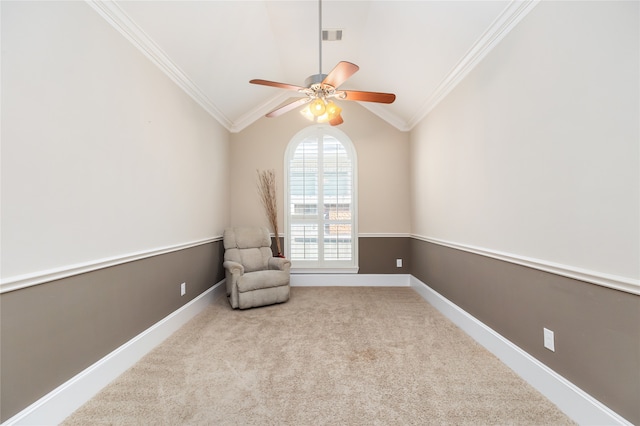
(412, 234, 640, 296)
(0, 237, 223, 294)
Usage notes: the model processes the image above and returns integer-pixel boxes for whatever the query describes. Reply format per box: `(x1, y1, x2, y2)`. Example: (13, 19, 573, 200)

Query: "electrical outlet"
(544, 328, 555, 352)
(180, 282, 186, 296)
(396, 258, 403, 268)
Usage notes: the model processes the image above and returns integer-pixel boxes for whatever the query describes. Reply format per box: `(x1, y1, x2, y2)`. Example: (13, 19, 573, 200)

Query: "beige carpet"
(63, 287, 573, 425)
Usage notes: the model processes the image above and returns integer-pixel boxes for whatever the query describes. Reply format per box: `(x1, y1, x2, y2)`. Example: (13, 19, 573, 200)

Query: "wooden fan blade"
(266, 98, 311, 118)
(329, 114, 344, 126)
(250, 79, 305, 91)
(322, 61, 359, 89)
(341, 90, 396, 104)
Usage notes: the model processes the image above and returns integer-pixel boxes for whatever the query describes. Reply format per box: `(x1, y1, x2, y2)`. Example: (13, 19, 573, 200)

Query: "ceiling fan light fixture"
(301, 99, 342, 124)
(300, 104, 315, 121)
(310, 98, 327, 116)
(316, 101, 341, 123)
(325, 100, 341, 118)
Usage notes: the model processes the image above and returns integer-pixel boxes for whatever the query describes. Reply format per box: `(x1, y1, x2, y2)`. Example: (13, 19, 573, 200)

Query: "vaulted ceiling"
(88, 1, 539, 132)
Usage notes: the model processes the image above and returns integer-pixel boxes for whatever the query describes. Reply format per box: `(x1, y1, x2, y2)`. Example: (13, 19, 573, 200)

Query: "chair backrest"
(223, 227, 273, 272)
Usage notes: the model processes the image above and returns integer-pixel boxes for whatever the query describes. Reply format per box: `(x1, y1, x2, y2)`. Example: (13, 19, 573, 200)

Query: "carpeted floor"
(63, 287, 574, 425)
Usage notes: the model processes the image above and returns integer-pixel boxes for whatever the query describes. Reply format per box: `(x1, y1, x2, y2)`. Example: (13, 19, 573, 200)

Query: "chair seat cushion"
(237, 270, 290, 293)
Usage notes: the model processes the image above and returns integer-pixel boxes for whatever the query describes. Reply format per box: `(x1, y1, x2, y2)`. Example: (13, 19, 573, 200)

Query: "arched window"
(285, 125, 358, 272)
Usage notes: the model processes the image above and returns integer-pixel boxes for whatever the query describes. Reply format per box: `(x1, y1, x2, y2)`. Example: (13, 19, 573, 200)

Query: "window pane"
(323, 137, 351, 197)
(324, 223, 352, 261)
(289, 138, 318, 218)
(290, 223, 318, 261)
(293, 203, 317, 215)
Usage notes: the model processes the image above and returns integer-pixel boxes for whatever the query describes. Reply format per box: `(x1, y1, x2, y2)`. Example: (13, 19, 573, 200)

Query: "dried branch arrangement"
(257, 169, 283, 256)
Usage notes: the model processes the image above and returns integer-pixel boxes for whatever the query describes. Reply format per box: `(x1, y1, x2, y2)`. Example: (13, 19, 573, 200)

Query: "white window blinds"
(286, 126, 357, 270)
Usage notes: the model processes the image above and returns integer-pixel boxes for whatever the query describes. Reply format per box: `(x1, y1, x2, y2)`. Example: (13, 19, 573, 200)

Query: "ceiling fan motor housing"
(305, 73, 328, 88)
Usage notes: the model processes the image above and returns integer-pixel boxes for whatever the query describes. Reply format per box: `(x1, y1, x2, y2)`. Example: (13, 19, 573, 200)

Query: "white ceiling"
(90, 1, 538, 132)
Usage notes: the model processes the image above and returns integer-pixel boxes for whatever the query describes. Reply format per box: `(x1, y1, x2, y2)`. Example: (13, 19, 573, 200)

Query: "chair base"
(233, 285, 290, 310)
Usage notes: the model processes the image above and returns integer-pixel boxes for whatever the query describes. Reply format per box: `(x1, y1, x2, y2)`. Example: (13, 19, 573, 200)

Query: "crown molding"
(85, 0, 233, 131)
(360, 103, 411, 132)
(229, 91, 294, 133)
(406, 0, 541, 130)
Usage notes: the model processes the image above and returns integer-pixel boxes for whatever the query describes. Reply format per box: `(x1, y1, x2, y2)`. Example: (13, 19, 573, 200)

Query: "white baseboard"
(409, 276, 632, 426)
(5, 276, 629, 426)
(291, 273, 410, 287)
(2, 281, 226, 426)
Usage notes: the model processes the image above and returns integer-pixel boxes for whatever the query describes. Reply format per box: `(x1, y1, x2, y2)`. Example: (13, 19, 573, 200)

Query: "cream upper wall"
(410, 1, 639, 281)
(230, 101, 410, 235)
(1, 1, 230, 280)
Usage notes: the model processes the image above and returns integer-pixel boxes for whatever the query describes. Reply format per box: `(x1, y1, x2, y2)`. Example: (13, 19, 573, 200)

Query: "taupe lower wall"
(0, 240, 225, 422)
(269, 236, 411, 275)
(410, 238, 640, 425)
(358, 237, 410, 274)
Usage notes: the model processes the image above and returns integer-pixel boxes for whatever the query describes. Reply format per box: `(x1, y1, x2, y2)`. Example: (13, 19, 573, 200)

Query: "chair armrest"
(223, 260, 244, 275)
(268, 257, 291, 271)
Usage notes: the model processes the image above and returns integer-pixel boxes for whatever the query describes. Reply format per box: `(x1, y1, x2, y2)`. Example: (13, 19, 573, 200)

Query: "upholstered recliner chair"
(223, 227, 291, 309)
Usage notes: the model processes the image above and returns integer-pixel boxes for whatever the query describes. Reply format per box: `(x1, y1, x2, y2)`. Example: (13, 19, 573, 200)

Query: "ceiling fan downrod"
(305, 0, 327, 88)
(318, 0, 322, 76)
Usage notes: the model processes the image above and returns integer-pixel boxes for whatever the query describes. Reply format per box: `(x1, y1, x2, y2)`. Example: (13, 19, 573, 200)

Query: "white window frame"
(284, 125, 358, 273)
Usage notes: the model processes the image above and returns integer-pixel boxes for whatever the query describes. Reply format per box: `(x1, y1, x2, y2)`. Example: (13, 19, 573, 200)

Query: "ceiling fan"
(249, 0, 396, 126)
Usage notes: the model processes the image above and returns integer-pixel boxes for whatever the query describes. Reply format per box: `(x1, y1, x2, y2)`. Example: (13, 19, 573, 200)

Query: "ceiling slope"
(86, 0, 539, 133)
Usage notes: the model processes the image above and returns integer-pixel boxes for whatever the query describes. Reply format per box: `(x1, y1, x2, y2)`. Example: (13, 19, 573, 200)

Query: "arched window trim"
(284, 124, 359, 273)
